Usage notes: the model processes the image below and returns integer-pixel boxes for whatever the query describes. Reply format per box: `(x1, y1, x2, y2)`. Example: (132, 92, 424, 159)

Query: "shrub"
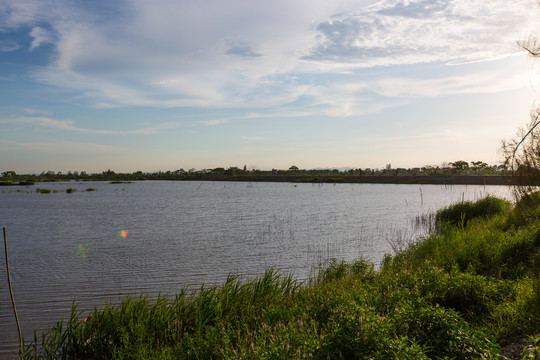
(419, 266, 513, 322)
(507, 192, 540, 227)
(391, 300, 503, 359)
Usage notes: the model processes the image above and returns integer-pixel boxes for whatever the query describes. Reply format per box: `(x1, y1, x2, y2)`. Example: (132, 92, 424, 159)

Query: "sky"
(1, 0, 540, 173)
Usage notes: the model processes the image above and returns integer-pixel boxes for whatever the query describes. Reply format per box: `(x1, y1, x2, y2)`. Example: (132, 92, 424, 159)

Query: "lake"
(0, 181, 512, 357)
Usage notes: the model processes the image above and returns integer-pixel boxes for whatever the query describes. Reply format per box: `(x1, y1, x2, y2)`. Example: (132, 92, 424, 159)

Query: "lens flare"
(120, 229, 128, 239)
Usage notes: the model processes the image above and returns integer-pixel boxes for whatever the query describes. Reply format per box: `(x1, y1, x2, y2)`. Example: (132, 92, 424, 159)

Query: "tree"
(102, 169, 116, 177)
(449, 161, 469, 173)
(501, 36, 540, 197)
(502, 108, 540, 195)
(225, 167, 240, 175)
(2, 170, 16, 177)
(471, 161, 489, 173)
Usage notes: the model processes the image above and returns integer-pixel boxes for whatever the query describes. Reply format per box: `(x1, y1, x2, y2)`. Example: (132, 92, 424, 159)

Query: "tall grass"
(435, 195, 511, 229)
(22, 195, 540, 359)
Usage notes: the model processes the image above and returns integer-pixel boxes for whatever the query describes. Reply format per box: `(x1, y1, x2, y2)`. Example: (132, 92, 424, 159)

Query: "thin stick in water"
(4, 227, 23, 354)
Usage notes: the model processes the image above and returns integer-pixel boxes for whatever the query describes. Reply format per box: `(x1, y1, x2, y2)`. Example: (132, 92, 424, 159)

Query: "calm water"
(0, 181, 511, 356)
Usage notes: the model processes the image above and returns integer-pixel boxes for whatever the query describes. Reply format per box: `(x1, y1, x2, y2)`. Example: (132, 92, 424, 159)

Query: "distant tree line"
(0, 160, 512, 186)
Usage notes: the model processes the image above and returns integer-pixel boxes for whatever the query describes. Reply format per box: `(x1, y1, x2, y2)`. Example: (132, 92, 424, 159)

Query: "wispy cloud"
(0, 116, 183, 135)
(23, 108, 53, 115)
(195, 119, 229, 127)
(20, 141, 125, 154)
(29, 26, 55, 50)
(0, 40, 19, 52)
(243, 136, 263, 143)
(372, 70, 529, 98)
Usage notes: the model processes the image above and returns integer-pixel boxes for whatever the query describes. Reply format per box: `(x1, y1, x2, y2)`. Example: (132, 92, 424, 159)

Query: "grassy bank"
(21, 196, 540, 359)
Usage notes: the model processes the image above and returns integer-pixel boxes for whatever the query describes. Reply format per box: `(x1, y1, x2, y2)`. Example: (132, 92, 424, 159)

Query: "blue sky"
(1, 0, 539, 173)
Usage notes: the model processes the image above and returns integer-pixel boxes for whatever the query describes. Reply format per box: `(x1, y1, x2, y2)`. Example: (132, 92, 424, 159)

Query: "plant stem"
(4, 227, 23, 355)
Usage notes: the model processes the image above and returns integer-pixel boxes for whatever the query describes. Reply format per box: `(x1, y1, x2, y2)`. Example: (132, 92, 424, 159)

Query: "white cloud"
(0, 116, 183, 135)
(1, 0, 537, 115)
(376, 0, 451, 19)
(304, 0, 537, 66)
(0, 0, 45, 29)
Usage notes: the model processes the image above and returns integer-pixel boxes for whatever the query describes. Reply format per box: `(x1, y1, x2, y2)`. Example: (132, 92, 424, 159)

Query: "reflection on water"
(0, 181, 511, 357)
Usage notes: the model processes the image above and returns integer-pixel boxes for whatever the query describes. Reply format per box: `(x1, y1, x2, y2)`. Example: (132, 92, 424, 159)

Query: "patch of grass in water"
(18, 180, 35, 186)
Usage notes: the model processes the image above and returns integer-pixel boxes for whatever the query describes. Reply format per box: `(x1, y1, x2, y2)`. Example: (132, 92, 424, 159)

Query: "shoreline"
(0, 175, 515, 186)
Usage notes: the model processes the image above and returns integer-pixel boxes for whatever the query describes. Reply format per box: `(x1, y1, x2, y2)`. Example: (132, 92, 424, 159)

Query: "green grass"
(21, 195, 540, 359)
(435, 195, 511, 229)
